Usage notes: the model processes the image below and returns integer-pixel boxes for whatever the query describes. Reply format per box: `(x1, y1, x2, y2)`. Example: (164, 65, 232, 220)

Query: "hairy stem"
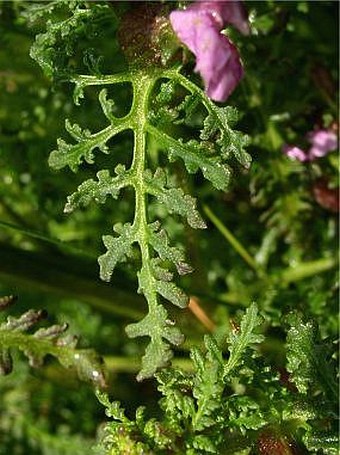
(131, 72, 158, 309)
(72, 73, 132, 86)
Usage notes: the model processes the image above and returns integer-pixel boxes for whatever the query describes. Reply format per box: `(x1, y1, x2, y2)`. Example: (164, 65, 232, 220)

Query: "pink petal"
(307, 129, 338, 159)
(170, 7, 244, 102)
(196, 0, 250, 35)
(200, 37, 244, 102)
(282, 145, 309, 162)
(170, 9, 218, 56)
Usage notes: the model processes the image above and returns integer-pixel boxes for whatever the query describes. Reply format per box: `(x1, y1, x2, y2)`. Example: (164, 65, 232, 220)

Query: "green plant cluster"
(0, 294, 106, 388)
(96, 304, 338, 454)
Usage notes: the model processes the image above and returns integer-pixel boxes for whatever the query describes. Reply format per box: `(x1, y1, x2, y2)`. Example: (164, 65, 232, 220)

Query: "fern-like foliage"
(29, 2, 249, 380)
(96, 303, 339, 454)
(285, 312, 339, 454)
(0, 295, 107, 389)
(28, 0, 117, 81)
(96, 304, 265, 454)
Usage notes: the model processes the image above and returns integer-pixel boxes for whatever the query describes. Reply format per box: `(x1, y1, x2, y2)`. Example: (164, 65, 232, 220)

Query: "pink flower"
(170, 1, 249, 102)
(307, 129, 338, 159)
(282, 145, 309, 162)
(283, 129, 338, 162)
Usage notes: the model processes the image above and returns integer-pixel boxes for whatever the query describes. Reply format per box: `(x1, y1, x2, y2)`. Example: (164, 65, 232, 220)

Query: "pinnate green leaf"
(42, 56, 250, 381)
(223, 303, 264, 379)
(191, 336, 224, 432)
(0, 297, 106, 388)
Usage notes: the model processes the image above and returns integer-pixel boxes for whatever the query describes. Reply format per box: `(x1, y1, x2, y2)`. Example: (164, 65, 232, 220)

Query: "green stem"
(203, 204, 263, 277)
(130, 72, 159, 310)
(72, 73, 132, 86)
(277, 256, 337, 284)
